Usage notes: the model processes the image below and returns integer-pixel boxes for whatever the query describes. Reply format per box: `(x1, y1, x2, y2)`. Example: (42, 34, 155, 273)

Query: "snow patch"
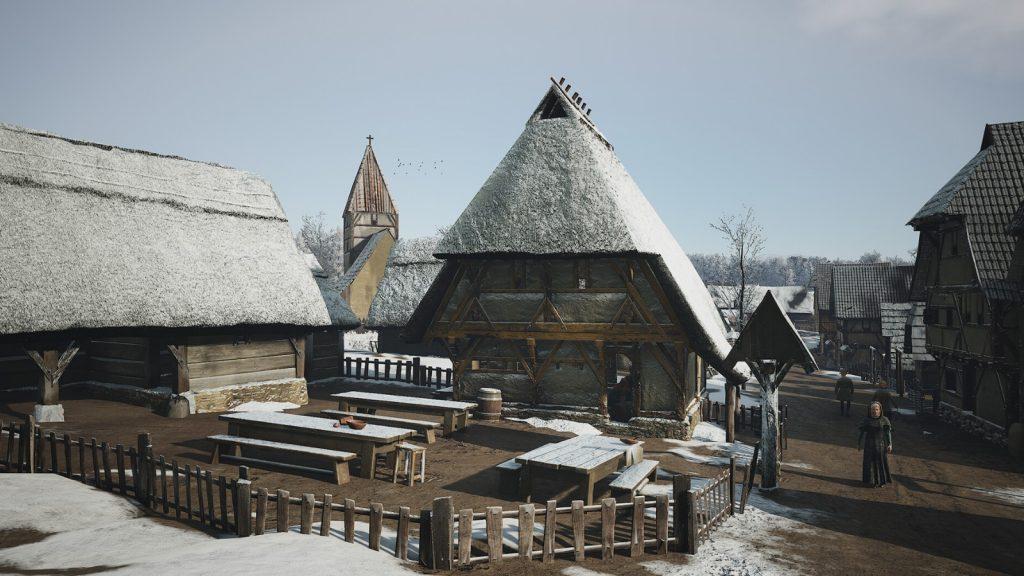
(706, 375, 762, 409)
(665, 422, 753, 467)
(970, 487, 1024, 507)
(507, 417, 602, 436)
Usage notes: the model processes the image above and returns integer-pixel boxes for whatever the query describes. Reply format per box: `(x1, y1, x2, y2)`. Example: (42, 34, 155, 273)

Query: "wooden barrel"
(477, 388, 502, 420)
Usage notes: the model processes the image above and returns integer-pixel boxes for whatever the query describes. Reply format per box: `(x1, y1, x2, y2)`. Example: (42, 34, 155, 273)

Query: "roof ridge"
(344, 138, 398, 215)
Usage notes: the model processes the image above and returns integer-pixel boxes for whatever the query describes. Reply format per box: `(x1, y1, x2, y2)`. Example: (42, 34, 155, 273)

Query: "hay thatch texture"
(366, 236, 444, 329)
(0, 124, 331, 335)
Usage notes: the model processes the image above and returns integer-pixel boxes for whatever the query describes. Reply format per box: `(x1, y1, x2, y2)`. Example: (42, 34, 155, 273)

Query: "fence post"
(136, 433, 151, 501)
(412, 357, 422, 386)
(728, 456, 737, 515)
(685, 491, 698, 554)
(431, 497, 454, 570)
(22, 416, 36, 473)
(236, 479, 252, 537)
(672, 474, 691, 553)
(419, 508, 433, 567)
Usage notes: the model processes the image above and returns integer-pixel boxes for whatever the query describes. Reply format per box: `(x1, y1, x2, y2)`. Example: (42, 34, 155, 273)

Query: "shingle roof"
(909, 122, 1024, 302)
(880, 302, 914, 370)
(1009, 201, 1024, 236)
(812, 262, 834, 312)
(906, 302, 934, 362)
(344, 141, 397, 215)
(832, 264, 913, 320)
(366, 236, 444, 329)
(0, 124, 331, 335)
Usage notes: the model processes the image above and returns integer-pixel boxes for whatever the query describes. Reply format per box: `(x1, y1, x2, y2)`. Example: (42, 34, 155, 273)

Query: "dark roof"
(1009, 201, 1024, 236)
(909, 122, 1024, 302)
(725, 291, 817, 371)
(812, 262, 834, 311)
(880, 303, 914, 370)
(344, 141, 397, 215)
(832, 264, 913, 320)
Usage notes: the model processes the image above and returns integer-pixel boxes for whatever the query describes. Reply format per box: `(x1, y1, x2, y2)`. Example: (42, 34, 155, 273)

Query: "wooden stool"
(392, 442, 426, 486)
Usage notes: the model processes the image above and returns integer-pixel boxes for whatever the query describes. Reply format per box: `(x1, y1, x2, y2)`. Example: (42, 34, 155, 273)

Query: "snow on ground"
(814, 370, 863, 382)
(706, 375, 762, 408)
(343, 351, 452, 377)
(228, 401, 299, 412)
(508, 417, 602, 436)
(344, 330, 378, 352)
(0, 475, 418, 575)
(970, 486, 1024, 507)
(798, 330, 820, 351)
(665, 422, 754, 467)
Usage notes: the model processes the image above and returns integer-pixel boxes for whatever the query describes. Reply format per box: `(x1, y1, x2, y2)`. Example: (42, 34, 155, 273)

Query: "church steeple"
(343, 136, 399, 268)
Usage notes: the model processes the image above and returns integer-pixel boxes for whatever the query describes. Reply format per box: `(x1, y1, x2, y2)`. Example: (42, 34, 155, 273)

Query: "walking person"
(835, 369, 854, 416)
(858, 401, 893, 487)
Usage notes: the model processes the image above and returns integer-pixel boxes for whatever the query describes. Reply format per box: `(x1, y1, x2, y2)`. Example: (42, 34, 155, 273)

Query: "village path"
(755, 370, 1024, 576)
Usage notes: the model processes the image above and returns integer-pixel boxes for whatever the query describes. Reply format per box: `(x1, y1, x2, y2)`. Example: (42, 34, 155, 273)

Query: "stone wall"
(938, 402, 1008, 448)
(189, 378, 309, 414)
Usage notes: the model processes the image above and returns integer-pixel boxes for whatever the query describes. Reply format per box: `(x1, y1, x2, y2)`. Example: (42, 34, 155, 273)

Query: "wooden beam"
(533, 340, 565, 382)
(167, 344, 189, 394)
(289, 337, 306, 379)
(429, 321, 684, 341)
(26, 341, 79, 405)
(596, 340, 607, 416)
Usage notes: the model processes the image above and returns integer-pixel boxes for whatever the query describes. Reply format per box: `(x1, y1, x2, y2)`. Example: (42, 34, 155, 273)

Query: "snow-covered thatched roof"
(313, 275, 361, 328)
(0, 124, 331, 336)
(419, 79, 744, 381)
(366, 236, 444, 329)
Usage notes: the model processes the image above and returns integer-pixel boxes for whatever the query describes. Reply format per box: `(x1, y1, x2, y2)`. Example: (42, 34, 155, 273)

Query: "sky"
(2, 1, 1022, 259)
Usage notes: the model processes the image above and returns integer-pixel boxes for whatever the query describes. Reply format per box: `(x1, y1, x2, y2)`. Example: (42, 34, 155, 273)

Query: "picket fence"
(0, 416, 748, 569)
(343, 356, 452, 389)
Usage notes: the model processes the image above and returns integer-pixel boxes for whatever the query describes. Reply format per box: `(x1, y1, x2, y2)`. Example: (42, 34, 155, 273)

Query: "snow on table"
(228, 401, 299, 412)
(507, 416, 602, 436)
(219, 411, 415, 441)
(0, 475, 419, 575)
(332, 391, 476, 410)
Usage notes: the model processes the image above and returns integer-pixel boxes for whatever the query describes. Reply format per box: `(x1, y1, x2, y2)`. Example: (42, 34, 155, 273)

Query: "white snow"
(344, 330, 378, 352)
(508, 417, 602, 436)
(665, 422, 754, 467)
(970, 486, 1024, 507)
(692, 421, 728, 443)
(815, 370, 863, 382)
(228, 401, 299, 412)
(0, 474, 418, 575)
(706, 375, 762, 409)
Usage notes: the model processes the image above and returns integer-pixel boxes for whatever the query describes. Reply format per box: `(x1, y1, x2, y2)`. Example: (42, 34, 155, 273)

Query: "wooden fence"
(701, 399, 789, 451)
(1, 417, 746, 569)
(343, 356, 452, 389)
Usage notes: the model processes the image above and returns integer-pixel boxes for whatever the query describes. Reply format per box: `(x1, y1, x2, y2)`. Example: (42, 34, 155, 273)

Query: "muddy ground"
(3, 372, 1023, 575)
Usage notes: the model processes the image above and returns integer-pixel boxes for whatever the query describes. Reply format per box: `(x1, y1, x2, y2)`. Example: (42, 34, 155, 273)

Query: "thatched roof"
(313, 275, 360, 328)
(725, 292, 817, 371)
(418, 79, 742, 381)
(344, 140, 397, 216)
(0, 124, 331, 336)
(366, 236, 444, 329)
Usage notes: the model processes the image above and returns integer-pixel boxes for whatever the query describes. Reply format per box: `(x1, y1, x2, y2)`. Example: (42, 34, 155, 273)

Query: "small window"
(535, 91, 569, 120)
(578, 278, 587, 289)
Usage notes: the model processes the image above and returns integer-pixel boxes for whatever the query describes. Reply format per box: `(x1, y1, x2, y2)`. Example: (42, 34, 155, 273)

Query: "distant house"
(812, 262, 839, 363)
(366, 236, 446, 357)
(814, 263, 913, 376)
(0, 124, 332, 418)
(708, 285, 815, 331)
(335, 229, 395, 322)
(908, 122, 1024, 437)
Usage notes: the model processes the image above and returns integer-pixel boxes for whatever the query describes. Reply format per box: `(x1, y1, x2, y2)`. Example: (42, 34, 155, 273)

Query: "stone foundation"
(501, 403, 693, 440)
(189, 378, 309, 414)
(938, 402, 1008, 448)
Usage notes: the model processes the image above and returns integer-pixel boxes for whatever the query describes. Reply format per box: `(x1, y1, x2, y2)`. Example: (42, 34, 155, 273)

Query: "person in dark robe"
(858, 401, 893, 487)
(871, 379, 898, 420)
(835, 369, 854, 416)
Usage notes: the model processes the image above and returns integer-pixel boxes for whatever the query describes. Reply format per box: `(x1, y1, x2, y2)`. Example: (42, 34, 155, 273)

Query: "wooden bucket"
(477, 388, 502, 420)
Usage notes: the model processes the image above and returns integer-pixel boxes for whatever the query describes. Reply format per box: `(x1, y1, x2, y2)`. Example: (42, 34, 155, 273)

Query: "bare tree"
(711, 207, 765, 331)
(297, 212, 344, 276)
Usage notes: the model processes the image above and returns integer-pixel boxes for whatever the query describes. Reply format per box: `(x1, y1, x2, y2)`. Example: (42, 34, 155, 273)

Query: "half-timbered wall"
(427, 256, 706, 417)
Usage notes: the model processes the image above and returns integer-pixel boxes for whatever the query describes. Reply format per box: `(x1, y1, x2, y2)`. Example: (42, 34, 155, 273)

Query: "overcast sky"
(2, 1, 1022, 259)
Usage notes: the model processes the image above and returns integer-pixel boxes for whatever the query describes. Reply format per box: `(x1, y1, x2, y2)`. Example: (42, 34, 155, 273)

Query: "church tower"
(343, 136, 399, 268)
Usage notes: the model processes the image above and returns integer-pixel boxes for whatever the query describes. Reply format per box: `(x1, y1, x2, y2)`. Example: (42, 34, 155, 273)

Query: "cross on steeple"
(366, 134, 373, 146)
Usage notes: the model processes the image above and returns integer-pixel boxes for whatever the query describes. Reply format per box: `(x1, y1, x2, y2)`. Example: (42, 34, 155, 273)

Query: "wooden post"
(300, 493, 314, 534)
(369, 502, 383, 550)
(167, 344, 189, 394)
(23, 416, 35, 473)
(48, 432, 57, 473)
(571, 500, 585, 561)
(236, 479, 252, 537)
(320, 493, 332, 537)
(158, 456, 168, 512)
(685, 491, 698, 554)
(136, 433, 151, 501)
(543, 500, 556, 563)
(656, 494, 669, 554)
(728, 456, 737, 515)
(255, 487, 268, 535)
(397, 506, 411, 561)
(101, 442, 112, 490)
(36, 350, 60, 405)
(631, 495, 644, 557)
(760, 377, 781, 491)
(725, 381, 737, 442)
(412, 357, 422, 386)
(519, 503, 535, 560)
(430, 497, 454, 570)
(419, 509, 433, 568)
(293, 336, 306, 380)
(218, 475, 229, 531)
(596, 340, 608, 416)
(195, 466, 206, 523)
(487, 505, 503, 562)
(739, 443, 759, 514)
(344, 498, 356, 542)
(458, 509, 472, 565)
(276, 490, 290, 534)
(601, 497, 615, 560)
(115, 444, 127, 493)
(672, 475, 690, 553)
(172, 461, 181, 518)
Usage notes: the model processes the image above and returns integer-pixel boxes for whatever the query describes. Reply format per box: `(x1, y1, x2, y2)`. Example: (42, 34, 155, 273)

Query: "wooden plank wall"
(306, 329, 342, 382)
(88, 337, 171, 388)
(186, 335, 298, 391)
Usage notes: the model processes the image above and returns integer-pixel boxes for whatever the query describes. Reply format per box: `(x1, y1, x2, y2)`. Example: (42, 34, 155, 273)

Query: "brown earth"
(2, 373, 1023, 575)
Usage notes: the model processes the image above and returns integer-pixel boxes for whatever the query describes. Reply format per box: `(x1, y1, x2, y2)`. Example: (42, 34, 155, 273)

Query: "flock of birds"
(392, 157, 445, 176)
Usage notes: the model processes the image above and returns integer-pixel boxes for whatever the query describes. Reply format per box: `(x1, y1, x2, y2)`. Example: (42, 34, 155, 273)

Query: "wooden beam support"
(26, 341, 79, 405)
(289, 336, 306, 379)
(167, 344, 189, 394)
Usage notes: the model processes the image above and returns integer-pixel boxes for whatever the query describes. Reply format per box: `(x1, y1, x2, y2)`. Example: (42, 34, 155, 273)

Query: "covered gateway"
(0, 124, 334, 417)
(406, 78, 744, 422)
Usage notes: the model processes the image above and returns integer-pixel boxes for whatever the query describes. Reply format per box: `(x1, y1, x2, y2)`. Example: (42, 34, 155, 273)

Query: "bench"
(320, 409, 440, 444)
(496, 458, 523, 496)
(608, 459, 659, 498)
(207, 434, 356, 485)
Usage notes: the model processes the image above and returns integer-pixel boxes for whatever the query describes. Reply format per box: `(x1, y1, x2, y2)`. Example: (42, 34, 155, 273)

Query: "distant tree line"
(691, 251, 913, 287)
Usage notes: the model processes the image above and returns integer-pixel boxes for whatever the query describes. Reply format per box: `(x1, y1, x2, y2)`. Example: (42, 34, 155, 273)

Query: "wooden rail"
(343, 356, 452, 389)
(701, 399, 789, 450)
(1, 419, 741, 569)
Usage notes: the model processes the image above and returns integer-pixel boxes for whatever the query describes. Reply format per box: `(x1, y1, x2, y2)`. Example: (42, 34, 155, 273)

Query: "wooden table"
(515, 435, 644, 505)
(218, 412, 415, 479)
(331, 391, 478, 435)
